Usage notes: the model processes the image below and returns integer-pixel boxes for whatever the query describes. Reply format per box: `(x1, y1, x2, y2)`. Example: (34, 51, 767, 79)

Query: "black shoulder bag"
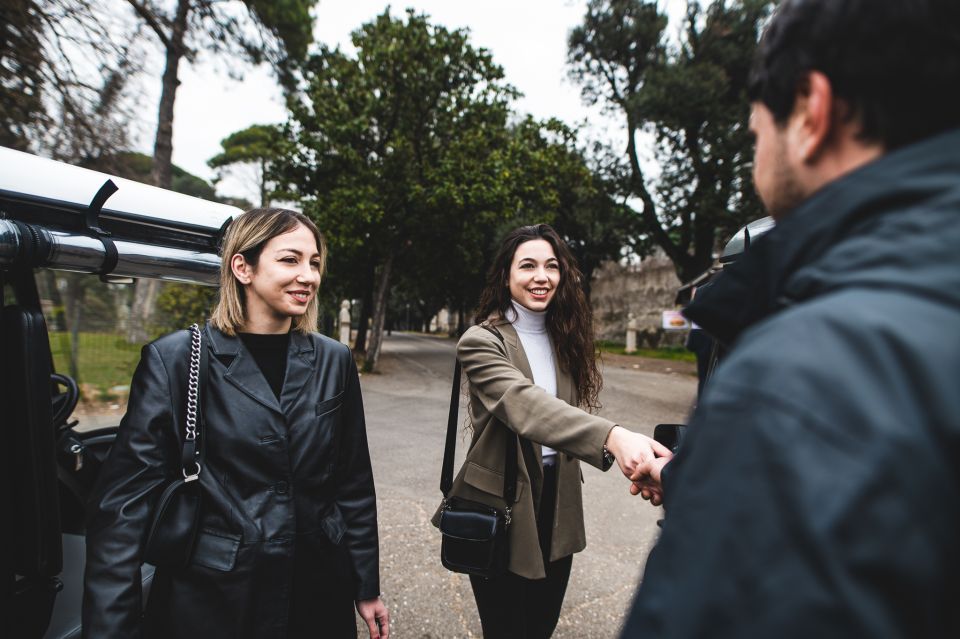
(438, 326, 518, 578)
(143, 323, 208, 570)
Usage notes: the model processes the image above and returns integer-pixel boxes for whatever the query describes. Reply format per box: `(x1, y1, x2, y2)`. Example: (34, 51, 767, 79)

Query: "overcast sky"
(135, 1, 681, 203)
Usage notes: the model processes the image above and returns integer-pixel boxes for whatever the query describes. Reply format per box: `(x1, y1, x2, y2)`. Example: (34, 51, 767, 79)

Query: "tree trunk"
(128, 0, 190, 343)
(127, 278, 160, 343)
(353, 262, 376, 352)
(353, 299, 370, 352)
(362, 252, 395, 373)
(259, 157, 269, 207)
(151, 0, 190, 190)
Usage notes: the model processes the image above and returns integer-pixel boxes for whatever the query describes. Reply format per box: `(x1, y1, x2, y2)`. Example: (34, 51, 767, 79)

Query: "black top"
(238, 332, 290, 400)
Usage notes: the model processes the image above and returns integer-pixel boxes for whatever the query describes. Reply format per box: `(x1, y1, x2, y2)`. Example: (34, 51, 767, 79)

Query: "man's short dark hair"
(748, 0, 960, 150)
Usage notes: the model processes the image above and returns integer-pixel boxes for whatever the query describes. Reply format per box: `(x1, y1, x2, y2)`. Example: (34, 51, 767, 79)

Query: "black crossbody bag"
(438, 326, 519, 578)
(142, 323, 208, 570)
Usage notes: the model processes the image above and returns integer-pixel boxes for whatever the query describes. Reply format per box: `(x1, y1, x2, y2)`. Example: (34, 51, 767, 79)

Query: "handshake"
(604, 426, 673, 506)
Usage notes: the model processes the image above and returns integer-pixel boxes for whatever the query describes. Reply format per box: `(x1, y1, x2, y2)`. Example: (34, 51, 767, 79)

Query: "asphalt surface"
(361, 332, 698, 638)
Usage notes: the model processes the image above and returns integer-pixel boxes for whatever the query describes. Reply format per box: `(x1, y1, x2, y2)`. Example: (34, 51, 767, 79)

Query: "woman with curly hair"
(440, 223, 671, 638)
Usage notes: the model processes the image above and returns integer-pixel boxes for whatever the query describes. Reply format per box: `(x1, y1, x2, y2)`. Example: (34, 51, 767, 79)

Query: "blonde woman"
(84, 208, 388, 638)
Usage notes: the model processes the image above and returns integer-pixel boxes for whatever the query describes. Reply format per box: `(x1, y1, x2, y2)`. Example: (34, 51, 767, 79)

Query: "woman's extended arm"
(458, 326, 671, 476)
(83, 343, 179, 638)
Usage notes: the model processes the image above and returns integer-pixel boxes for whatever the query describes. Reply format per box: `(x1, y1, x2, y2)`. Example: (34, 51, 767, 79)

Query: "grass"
(596, 340, 697, 363)
(48, 331, 143, 391)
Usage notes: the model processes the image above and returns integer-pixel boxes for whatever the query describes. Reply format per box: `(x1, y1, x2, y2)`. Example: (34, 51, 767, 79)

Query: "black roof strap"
(85, 180, 119, 281)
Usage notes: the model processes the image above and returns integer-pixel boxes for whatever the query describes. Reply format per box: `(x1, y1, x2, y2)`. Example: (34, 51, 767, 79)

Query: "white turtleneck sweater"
(508, 300, 558, 465)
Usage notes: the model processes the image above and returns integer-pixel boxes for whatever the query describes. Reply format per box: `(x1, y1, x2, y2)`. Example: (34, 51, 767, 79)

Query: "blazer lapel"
(497, 322, 544, 482)
(207, 324, 282, 415)
(555, 347, 575, 406)
(279, 332, 316, 415)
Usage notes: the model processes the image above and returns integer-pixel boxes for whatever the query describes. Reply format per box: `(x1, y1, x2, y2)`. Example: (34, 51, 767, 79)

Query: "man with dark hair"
(623, 0, 960, 636)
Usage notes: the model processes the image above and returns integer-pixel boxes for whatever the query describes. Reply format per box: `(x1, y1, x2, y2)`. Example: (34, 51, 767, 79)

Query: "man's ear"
(231, 253, 252, 285)
(792, 71, 835, 163)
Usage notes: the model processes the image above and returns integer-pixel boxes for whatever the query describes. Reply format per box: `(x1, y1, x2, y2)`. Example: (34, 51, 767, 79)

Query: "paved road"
(361, 332, 697, 638)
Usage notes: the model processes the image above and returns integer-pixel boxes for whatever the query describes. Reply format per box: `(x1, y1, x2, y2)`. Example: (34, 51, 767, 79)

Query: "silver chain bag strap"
(142, 323, 207, 569)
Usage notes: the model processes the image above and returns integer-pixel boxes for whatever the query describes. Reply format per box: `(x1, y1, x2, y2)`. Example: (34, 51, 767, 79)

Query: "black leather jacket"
(83, 324, 379, 638)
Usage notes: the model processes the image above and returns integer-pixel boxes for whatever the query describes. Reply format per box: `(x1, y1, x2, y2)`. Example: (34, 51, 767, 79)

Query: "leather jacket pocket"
(189, 530, 241, 572)
(315, 391, 345, 418)
(320, 504, 346, 545)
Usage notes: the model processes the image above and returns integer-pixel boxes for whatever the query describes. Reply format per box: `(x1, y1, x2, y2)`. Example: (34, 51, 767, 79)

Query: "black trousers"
(470, 464, 573, 639)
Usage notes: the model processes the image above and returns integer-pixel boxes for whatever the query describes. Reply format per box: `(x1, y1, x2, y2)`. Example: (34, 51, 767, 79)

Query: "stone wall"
(590, 251, 687, 347)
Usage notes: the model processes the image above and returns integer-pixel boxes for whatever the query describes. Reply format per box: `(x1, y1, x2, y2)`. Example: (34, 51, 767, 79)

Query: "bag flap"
(439, 508, 500, 541)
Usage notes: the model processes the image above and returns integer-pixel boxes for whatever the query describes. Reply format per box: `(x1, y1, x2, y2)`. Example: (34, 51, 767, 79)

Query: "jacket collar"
(490, 317, 575, 405)
(685, 127, 960, 347)
(204, 322, 317, 416)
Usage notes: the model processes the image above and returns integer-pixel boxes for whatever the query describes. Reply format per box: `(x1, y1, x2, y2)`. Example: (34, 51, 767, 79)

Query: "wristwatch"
(602, 443, 615, 471)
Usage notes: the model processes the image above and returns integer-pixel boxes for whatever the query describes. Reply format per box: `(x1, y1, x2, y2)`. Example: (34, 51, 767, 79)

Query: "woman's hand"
(356, 596, 390, 639)
(605, 426, 673, 501)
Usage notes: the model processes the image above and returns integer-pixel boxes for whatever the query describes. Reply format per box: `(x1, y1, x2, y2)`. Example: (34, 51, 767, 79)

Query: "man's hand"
(630, 456, 672, 505)
(605, 426, 673, 501)
(356, 596, 390, 639)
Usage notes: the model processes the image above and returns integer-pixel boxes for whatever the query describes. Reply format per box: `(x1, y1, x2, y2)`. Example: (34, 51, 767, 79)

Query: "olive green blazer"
(433, 320, 615, 579)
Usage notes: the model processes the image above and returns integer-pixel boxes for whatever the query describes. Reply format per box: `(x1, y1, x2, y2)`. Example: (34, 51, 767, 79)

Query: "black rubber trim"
(84, 180, 120, 280)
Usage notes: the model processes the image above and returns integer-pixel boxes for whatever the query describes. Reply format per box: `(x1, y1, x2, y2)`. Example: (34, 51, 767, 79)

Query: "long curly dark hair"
(474, 224, 602, 411)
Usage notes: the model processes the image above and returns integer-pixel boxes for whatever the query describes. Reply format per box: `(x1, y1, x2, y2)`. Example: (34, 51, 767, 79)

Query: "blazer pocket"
(315, 391, 345, 418)
(190, 530, 241, 572)
(463, 462, 524, 503)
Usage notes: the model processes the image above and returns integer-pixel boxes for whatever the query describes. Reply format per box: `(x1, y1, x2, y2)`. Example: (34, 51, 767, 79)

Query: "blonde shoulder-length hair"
(210, 207, 327, 336)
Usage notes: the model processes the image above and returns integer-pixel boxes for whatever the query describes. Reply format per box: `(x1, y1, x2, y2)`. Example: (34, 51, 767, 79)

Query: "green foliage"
(276, 9, 523, 366)
(569, 0, 772, 282)
(154, 283, 218, 334)
(276, 10, 642, 356)
(596, 340, 696, 362)
(48, 331, 142, 389)
(209, 124, 281, 168)
(208, 123, 282, 206)
(245, 0, 315, 65)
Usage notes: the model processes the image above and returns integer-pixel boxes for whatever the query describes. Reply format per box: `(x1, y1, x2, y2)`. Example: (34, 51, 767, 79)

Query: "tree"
(124, 0, 316, 342)
(569, 0, 771, 282)
(208, 124, 282, 207)
(0, 0, 142, 159)
(277, 9, 518, 372)
(155, 283, 217, 333)
(127, 0, 315, 189)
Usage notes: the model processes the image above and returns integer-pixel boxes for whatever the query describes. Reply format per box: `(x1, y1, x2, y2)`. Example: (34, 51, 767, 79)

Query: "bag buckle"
(504, 506, 512, 527)
(183, 461, 202, 482)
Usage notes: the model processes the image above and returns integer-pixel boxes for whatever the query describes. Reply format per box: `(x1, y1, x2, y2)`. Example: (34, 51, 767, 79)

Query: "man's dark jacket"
(83, 324, 379, 638)
(625, 128, 960, 638)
